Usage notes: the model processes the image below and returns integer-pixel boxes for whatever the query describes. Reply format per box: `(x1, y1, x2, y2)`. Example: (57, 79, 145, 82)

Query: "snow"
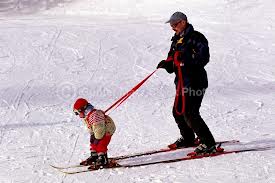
(0, 0, 275, 182)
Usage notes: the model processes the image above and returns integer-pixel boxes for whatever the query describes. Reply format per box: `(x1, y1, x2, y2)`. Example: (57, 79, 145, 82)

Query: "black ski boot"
(97, 153, 108, 168)
(80, 151, 98, 166)
(188, 143, 218, 156)
(168, 137, 196, 149)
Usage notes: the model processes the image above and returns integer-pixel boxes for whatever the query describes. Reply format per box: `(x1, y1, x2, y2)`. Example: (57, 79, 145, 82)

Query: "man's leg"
(184, 88, 215, 147)
(171, 94, 195, 148)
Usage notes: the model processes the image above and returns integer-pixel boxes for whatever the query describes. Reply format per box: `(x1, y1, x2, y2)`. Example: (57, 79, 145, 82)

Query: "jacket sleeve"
(184, 33, 210, 68)
(105, 115, 116, 135)
(162, 41, 176, 74)
(163, 58, 175, 74)
(88, 110, 106, 140)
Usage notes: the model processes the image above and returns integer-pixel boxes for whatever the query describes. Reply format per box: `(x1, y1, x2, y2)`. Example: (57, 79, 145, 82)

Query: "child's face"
(74, 109, 85, 118)
(78, 112, 85, 118)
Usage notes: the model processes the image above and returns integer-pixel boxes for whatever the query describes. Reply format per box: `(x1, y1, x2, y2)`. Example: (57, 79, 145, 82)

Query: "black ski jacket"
(163, 24, 209, 89)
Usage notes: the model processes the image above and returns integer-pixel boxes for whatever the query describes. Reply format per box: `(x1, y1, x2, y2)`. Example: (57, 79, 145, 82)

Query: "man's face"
(170, 20, 187, 35)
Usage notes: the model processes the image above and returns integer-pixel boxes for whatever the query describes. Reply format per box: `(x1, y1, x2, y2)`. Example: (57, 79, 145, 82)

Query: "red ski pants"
(90, 135, 112, 153)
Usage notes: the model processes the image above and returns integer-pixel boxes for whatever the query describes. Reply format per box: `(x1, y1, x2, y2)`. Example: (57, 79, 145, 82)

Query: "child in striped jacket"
(73, 98, 116, 166)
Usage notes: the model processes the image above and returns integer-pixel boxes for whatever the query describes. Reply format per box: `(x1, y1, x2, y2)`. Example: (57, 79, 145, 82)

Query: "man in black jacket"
(157, 12, 216, 155)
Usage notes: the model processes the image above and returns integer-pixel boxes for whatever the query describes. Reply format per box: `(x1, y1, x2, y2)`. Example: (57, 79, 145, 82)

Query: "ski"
(50, 140, 239, 170)
(113, 140, 239, 160)
(50, 164, 85, 170)
(50, 158, 117, 170)
(56, 159, 120, 174)
(57, 146, 270, 174)
(118, 146, 271, 168)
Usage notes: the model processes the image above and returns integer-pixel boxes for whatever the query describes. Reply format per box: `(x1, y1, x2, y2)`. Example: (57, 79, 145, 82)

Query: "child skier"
(73, 98, 116, 167)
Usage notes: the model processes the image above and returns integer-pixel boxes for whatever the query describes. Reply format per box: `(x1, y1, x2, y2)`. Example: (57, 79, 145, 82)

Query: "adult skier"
(157, 12, 216, 155)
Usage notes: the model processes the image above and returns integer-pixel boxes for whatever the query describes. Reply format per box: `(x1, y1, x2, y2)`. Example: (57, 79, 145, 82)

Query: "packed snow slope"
(0, 0, 275, 182)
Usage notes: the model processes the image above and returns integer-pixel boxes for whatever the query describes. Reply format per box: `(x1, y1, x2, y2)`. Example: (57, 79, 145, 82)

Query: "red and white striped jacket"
(84, 109, 116, 139)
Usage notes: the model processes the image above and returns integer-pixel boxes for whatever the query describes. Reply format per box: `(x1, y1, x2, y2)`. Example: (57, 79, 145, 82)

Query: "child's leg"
(96, 135, 112, 153)
(96, 135, 112, 166)
(90, 134, 99, 152)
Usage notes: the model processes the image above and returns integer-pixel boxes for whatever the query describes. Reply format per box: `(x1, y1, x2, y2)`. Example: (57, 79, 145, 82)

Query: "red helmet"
(73, 98, 88, 116)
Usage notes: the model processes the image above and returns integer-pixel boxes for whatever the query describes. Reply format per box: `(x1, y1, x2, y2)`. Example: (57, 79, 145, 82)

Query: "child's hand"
(90, 134, 100, 144)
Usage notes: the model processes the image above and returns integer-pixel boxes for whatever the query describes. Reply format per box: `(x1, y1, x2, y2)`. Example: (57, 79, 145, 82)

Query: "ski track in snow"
(0, 0, 275, 183)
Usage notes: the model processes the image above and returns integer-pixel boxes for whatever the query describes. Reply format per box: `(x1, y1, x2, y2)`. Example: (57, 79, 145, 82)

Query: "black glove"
(90, 134, 100, 145)
(157, 60, 174, 73)
(157, 60, 167, 69)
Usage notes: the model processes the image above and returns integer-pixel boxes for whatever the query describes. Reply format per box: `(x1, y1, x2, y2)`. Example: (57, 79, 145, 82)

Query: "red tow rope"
(104, 52, 185, 115)
(104, 70, 157, 114)
(173, 51, 185, 115)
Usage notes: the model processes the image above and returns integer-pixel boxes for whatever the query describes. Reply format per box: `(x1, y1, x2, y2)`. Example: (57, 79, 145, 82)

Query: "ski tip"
(187, 152, 197, 156)
(50, 164, 59, 169)
(168, 144, 177, 149)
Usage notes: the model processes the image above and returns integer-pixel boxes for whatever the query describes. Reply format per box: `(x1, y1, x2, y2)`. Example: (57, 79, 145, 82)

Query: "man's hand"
(157, 60, 166, 69)
(156, 59, 174, 73)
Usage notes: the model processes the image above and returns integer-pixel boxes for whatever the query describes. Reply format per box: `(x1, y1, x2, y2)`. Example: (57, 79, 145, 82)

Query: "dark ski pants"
(172, 88, 216, 147)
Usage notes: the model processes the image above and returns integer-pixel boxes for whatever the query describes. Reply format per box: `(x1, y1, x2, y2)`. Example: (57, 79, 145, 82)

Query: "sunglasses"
(171, 21, 181, 28)
(74, 109, 80, 115)
(74, 109, 86, 118)
(74, 108, 86, 115)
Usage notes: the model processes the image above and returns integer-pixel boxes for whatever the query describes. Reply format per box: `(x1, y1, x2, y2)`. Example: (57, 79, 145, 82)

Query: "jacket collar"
(180, 23, 194, 37)
(84, 104, 95, 116)
(171, 23, 194, 40)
